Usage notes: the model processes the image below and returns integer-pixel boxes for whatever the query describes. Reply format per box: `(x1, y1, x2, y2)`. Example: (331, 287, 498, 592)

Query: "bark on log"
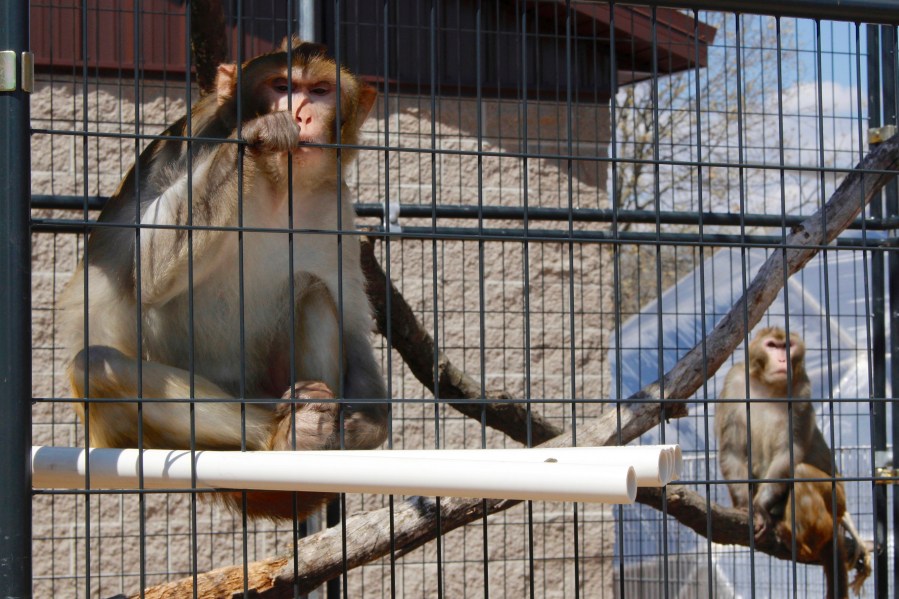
(189, 0, 229, 96)
(637, 485, 793, 560)
(360, 238, 563, 446)
(125, 404, 658, 599)
(127, 136, 899, 599)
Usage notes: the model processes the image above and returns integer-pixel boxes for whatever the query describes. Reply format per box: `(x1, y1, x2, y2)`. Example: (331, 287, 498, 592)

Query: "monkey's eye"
(272, 78, 290, 93)
(310, 82, 332, 96)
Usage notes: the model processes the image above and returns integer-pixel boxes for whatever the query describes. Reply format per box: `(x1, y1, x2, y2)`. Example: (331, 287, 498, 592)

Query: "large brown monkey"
(716, 327, 869, 598)
(58, 38, 388, 520)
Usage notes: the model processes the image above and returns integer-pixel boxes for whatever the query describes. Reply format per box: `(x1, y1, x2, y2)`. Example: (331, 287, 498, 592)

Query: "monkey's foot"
(270, 381, 339, 450)
(281, 380, 336, 402)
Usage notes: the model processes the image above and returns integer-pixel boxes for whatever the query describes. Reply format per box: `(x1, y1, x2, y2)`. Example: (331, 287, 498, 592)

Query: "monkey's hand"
(752, 483, 788, 541)
(243, 111, 302, 155)
(269, 381, 340, 450)
(753, 508, 773, 541)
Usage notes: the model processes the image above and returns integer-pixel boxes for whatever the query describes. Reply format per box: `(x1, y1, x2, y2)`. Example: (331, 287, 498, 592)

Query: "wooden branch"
(125, 404, 657, 599)
(360, 238, 563, 446)
(128, 136, 899, 599)
(636, 485, 797, 561)
(189, 0, 229, 96)
(652, 133, 899, 405)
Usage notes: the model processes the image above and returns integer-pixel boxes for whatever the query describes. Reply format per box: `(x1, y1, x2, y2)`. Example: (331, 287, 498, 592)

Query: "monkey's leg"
(295, 276, 344, 395)
(269, 381, 341, 451)
(776, 468, 849, 599)
(227, 381, 340, 520)
(69, 345, 274, 449)
(293, 277, 387, 450)
(341, 331, 389, 450)
(72, 345, 337, 521)
(840, 511, 873, 593)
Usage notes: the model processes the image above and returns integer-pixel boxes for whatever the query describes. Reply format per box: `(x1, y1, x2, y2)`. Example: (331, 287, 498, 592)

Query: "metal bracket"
(875, 467, 899, 484)
(869, 125, 898, 145)
(21, 52, 33, 93)
(0, 51, 15, 92)
(875, 450, 898, 484)
(0, 51, 33, 93)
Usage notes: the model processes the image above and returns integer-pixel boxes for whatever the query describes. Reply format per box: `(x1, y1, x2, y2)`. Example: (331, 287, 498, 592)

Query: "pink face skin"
(763, 337, 791, 378)
(261, 73, 337, 160)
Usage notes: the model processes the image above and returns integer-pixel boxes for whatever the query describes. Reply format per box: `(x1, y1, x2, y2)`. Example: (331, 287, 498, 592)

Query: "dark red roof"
(32, 1, 715, 85)
(537, 2, 717, 80)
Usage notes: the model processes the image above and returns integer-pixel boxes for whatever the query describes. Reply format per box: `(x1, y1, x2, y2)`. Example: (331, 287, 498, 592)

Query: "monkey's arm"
(716, 367, 753, 507)
(753, 437, 806, 520)
(138, 143, 241, 305)
(717, 415, 752, 507)
(338, 330, 389, 449)
(138, 112, 301, 305)
(754, 400, 824, 512)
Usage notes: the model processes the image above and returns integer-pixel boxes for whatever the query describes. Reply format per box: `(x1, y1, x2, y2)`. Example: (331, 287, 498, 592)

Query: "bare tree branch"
(189, 0, 229, 96)
(359, 238, 564, 446)
(126, 134, 899, 599)
(125, 403, 666, 599)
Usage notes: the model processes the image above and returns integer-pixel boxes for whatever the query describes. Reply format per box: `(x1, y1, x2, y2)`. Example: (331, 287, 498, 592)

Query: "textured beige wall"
(30, 74, 616, 598)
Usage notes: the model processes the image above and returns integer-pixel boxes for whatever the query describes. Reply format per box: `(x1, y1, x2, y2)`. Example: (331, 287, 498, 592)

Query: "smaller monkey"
(776, 464, 871, 599)
(716, 327, 869, 598)
(777, 463, 847, 599)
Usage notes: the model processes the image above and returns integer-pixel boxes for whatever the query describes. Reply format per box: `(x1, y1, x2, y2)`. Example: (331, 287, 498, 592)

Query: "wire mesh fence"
(7, 0, 899, 597)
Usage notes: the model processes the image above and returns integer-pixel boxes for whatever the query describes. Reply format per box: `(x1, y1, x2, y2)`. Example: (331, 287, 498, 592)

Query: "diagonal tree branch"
(189, 0, 229, 96)
(127, 135, 899, 599)
(360, 239, 563, 446)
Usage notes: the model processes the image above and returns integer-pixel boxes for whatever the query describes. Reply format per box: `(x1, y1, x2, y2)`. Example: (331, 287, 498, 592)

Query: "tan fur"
(59, 38, 387, 521)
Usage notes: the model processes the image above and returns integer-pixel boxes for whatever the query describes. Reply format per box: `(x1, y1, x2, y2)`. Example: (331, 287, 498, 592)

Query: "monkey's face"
(260, 71, 338, 169)
(760, 335, 790, 383)
(751, 331, 804, 386)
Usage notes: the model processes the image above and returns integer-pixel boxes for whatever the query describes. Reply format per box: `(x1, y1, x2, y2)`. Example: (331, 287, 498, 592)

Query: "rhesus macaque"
(716, 327, 823, 523)
(716, 327, 869, 598)
(58, 37, 388, 520)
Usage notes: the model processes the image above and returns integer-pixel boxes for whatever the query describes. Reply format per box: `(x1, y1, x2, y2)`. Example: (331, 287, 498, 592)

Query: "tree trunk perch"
(360, 238, 563, 446)
(189, 0, 229, 97)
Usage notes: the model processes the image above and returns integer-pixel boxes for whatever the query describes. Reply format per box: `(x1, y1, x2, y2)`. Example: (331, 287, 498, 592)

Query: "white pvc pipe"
(661, 444, 683, 481)
(291, 445, 681, 487)
(31, 446, 637, 504)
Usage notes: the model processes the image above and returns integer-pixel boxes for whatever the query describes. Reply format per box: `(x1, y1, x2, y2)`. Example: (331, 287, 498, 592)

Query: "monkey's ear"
(278, 35, 301, 52)
(215, 63, 238, 106)
(356, 83, 377, 125)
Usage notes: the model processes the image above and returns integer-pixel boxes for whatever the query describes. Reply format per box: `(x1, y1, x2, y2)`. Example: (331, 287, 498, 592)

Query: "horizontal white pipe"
(32, 446, 637, 504)
(664, 444, 683, 481)
(290, 445, 681, 487)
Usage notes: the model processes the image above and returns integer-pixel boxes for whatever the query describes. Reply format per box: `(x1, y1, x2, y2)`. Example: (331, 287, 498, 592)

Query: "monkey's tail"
(820, 537, 849, 599)
(840, 512, 872, 595)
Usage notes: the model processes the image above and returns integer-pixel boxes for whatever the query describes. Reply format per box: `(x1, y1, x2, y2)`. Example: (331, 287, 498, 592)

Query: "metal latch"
(869, 125, 898, 146)
(0, 51, 34, 93)
(875, 468, 899, 484)
(874, 450, 898, 484)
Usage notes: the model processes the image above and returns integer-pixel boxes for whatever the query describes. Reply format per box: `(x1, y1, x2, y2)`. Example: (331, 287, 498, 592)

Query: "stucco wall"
(30, 74, 617, 598)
